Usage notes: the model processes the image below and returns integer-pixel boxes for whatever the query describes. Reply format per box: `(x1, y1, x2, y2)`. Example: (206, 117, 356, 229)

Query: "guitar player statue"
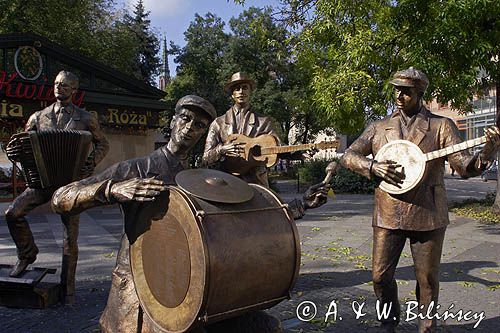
(203, 72, 279, 187)
(341, 67, 500, 333)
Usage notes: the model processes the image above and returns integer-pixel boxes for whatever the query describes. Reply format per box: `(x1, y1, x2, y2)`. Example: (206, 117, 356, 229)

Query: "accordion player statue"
(3, 70, 109, 305)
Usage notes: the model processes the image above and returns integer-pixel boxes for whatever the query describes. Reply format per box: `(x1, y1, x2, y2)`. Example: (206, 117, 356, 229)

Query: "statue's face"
(394, 86, 421, 115)
(231, 83, 251, 106)
(54, 73, 76, 103)
(170, 107, 210, 150)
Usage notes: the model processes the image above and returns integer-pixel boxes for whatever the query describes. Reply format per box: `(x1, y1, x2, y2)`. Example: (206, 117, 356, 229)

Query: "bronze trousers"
(5, 187, 80, 300)
(372, 226, 446, 333)
(240, 166, 270, 188)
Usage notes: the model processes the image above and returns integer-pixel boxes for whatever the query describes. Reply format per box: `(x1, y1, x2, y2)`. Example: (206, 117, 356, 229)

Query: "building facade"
(427, 88, 497, 145)
(0, 33, 169, 201)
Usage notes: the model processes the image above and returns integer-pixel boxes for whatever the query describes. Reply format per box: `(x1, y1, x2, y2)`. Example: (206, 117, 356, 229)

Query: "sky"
(120, 0, 281, 77)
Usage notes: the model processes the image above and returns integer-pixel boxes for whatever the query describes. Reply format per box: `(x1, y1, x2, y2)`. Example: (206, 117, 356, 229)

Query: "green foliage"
(124, 0, 161, 85)
(166, 7, 331, 144)
(298, 160, 376, 194)
(285, 0, 400, 134)
(297, 158, 376, 193)
(0, 0, 160, 81)
(271, 0, 500, 134)
(330, 166, 377, 194)
(168, 13, 231, 115)
(298, 159, 332, 184)
(450, 192, 500, 224)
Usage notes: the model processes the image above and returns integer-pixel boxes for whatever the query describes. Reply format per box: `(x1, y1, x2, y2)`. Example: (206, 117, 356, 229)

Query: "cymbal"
(175, 169, 254, 203)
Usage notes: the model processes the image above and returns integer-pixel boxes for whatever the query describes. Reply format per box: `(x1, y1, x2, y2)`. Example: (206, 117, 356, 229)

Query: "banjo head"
(374, 140, 426, 195)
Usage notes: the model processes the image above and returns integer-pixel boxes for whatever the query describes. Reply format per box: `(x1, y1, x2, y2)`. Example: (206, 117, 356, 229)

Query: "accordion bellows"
(7, 130, 92, 189)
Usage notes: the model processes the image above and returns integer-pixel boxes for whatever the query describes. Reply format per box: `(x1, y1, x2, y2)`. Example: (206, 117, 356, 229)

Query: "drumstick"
(321, 161, 338, 185)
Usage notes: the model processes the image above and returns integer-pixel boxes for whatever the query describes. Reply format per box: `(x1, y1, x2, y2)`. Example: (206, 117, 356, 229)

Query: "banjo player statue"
(341, 67, 500, 333)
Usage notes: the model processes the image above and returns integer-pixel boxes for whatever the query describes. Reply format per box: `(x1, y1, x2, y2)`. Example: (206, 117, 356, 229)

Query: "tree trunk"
(492, 81, 500, 213)
(301, 114, 310, 143)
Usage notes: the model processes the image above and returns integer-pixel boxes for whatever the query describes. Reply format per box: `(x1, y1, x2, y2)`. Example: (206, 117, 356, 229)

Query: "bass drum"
(130, 184, 300, 333)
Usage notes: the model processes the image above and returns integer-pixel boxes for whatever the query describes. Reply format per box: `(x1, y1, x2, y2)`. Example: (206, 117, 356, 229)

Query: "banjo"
(375, 135, 491, 195)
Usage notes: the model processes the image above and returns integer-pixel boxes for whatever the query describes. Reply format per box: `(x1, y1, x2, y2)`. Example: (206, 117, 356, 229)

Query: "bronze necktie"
(56, 107, 65, 128)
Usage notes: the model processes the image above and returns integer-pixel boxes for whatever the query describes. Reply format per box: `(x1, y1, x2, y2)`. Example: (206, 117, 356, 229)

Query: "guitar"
(221, 134, 339, 175)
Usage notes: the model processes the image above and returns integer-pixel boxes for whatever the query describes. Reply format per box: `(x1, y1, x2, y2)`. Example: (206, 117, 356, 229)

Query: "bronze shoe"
(9, 257, 36, 277)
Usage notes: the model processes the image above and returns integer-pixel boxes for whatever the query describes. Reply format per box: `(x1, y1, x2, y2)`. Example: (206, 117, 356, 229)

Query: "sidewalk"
(0, 183, 499, 332)
(273, 193, 500, 332)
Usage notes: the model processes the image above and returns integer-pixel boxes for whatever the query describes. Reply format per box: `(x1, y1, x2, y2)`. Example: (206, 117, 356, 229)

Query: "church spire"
(159, 35, 170, 90)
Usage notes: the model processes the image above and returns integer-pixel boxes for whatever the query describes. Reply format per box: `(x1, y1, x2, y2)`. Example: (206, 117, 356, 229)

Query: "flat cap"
(390, 67, 429, 93)
(176, 95, 217, 120)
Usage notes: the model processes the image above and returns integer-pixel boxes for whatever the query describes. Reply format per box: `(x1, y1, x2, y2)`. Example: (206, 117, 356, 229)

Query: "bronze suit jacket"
(203, 106, 280, 165)
(52, 146, 185, 333)
(341, 107, 483, 231)
(25, 102, 109, 166)
(202, 106, 280, 186)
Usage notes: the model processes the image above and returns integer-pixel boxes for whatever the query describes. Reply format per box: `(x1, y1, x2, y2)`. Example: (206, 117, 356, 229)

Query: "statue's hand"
(303, 182, 329, 209)
(5, 137, 22, 162)
(218, 141, 245, 157)
(110, 177, 168, 203)
(481, 126, 500, 161)
(371, 161, 404, 187)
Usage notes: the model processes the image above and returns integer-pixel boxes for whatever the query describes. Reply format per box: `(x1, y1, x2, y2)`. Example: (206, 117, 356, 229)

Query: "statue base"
(0, 264, 60, 308)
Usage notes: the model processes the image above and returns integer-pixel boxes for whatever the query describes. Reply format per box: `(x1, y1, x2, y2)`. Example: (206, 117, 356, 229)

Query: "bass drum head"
(374, 140, 426, 195)
(130, 187, 206, 333)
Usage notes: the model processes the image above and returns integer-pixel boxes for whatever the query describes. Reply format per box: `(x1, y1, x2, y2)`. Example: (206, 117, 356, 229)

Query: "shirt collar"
(161, 145, 188, 169)
(392, 106, 425, 121)
(54, 103, 73, 114)
(233, 104, 250, 115)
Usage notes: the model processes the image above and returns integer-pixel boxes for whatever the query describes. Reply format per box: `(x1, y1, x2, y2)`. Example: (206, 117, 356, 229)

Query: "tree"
(226, 6, 330, 144)
(235, 0, 500, 130)
(166, 8, 330, 147)
(0, 0, 140, 75)
(123, 0, 161, 85)
(170, 13, 231, 113)
(162, 13, 231, 164)
(235, 0, 500, 207)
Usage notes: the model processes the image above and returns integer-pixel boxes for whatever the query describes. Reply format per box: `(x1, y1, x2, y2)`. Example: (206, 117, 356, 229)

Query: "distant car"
(481, 163, 498, 182)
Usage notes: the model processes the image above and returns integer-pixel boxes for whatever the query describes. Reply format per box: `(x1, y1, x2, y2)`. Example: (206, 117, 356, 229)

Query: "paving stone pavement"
(0, 176, 498, 332)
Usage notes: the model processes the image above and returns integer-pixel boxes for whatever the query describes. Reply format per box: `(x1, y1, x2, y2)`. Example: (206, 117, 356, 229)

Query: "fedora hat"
(223, 72, 256, 93)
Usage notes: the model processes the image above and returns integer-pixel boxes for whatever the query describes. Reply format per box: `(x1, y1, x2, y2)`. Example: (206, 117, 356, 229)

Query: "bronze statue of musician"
(4, 71, 109, 303)
(52, 94, 329, 333)
(340, 67, 500, 333)
(202, 72, 281, 187)
(203, 72, 320, 217)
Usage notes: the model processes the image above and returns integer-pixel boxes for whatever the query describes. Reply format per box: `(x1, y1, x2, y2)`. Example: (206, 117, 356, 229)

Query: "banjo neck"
(424, 136, 487, 161)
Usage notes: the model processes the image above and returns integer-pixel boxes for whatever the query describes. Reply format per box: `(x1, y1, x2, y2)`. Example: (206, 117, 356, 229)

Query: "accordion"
(6, 130, 93, 189)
